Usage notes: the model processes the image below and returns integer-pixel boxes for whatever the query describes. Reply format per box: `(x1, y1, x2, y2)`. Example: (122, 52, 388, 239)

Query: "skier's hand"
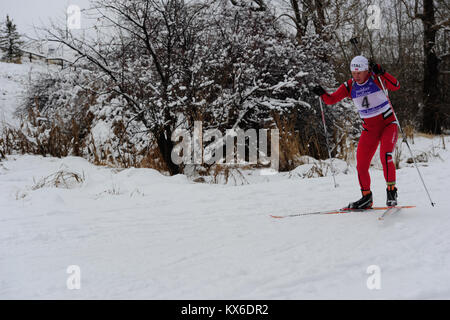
(312, 85, 326, 96)
(370, 61, 385, 75)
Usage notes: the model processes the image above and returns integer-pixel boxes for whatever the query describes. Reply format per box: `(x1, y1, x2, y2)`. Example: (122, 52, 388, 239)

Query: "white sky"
(0, 0, 293, 37)
(0, 0, 93, 36)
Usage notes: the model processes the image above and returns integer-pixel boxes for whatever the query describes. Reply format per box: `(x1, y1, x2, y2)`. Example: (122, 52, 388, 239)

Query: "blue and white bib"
(351, 77, 390, 118)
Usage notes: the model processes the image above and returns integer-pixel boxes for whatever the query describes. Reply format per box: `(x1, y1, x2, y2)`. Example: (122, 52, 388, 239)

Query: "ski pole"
(318, 96, 338, 188)
(377, 75, 436, 207)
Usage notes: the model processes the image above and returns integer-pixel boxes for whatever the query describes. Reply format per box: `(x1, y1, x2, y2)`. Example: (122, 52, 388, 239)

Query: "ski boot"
(386, 186, 398, 207)
(347, 190, 373, 209)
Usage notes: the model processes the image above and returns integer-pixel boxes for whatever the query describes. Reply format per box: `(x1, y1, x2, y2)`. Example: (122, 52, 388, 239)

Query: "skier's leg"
(380, 120, 399, 205)
(356, 129, 380, 192)
(348, 119, 382, 209)
(347, 130, 379, 209)
(379, 122, 398, 185)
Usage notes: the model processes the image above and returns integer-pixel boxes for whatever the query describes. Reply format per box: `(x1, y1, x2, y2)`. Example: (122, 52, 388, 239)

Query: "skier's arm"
(370, 62, 400, 91)
(378, 72, 400, 91)
(320, 83, 351, 105)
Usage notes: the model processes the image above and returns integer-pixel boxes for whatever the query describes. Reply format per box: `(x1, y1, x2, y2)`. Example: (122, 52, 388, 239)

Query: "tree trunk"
(157, 128, 180, 175)
(290, 0, 304, 44)
(314, 0, 327, 38)
(421, 0, 442, 134)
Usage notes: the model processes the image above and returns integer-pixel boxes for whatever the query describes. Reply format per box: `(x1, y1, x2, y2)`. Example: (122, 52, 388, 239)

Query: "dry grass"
(335, 130, 357, 164)
(394, 144, 403, 169)
(301, 163, 326, 178)
(272, 111, 330, 172)
(272, 112, 301, 171)
(32, 170, 85, 190)
(138, 142, 170, 172)
(1, 108, 74, 158)
(403, 122, 415, 143)
(211, 164, 249, 185)
(414, 132, 435, 139)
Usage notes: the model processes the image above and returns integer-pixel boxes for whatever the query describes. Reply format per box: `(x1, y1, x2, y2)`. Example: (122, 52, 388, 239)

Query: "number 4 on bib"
(362, 96, 370, 108)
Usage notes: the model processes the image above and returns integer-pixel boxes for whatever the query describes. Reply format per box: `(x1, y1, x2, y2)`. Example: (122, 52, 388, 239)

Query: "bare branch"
(229, 0, 267, 11)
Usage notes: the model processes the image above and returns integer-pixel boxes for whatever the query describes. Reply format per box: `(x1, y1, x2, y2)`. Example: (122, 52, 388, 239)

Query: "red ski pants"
(356, 112, 398, 191)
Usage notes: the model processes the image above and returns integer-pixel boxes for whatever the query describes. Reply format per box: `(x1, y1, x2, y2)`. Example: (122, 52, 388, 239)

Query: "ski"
(378, 206, 403, 220)
(270, 205, 415, 219)
(270, 209, 346, 219)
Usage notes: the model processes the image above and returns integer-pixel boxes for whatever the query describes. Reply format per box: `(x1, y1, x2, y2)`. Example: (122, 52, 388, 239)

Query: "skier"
(312, 55, 400, 209)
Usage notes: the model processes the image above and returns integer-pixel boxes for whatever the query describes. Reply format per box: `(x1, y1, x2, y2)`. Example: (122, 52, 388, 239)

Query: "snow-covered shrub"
(7, 70, 94, 159)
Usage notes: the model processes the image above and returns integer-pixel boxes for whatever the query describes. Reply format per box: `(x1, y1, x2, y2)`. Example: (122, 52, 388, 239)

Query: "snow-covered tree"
(0, 15, 24, 63)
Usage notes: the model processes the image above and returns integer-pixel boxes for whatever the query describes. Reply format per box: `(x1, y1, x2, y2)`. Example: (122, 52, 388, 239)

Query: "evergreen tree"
(0, 15, 24, 63)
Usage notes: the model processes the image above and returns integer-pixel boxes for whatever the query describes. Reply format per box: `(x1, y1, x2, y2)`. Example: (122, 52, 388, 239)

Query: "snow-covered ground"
(0, 134, 449, 299)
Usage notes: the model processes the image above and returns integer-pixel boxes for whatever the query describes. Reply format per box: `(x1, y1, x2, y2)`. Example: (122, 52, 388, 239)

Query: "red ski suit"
(320, 72, 400, 191)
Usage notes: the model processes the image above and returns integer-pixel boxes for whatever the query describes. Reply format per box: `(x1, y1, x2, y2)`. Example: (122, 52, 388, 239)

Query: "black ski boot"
(347, 191, 373, 209)
(386, 186, 398, 207)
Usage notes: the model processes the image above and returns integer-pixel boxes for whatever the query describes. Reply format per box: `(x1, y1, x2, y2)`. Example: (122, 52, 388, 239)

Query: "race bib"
(351, 77, 390, 118)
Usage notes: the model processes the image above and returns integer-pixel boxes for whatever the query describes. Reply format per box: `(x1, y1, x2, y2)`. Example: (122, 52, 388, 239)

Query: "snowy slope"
(0, 135, 449, 299)
(0, 61, 52, 129)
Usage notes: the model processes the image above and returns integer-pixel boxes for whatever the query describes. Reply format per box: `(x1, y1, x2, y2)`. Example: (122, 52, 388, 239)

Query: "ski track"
(1, 137, 450, 299)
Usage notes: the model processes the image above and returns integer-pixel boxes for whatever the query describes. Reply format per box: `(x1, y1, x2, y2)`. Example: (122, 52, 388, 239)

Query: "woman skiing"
(312, 55, 400, 209)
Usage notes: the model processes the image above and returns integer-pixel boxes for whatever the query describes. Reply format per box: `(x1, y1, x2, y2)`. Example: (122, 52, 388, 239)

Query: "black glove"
(312, 85, 326, 96)
(369, 60, 385, 75)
